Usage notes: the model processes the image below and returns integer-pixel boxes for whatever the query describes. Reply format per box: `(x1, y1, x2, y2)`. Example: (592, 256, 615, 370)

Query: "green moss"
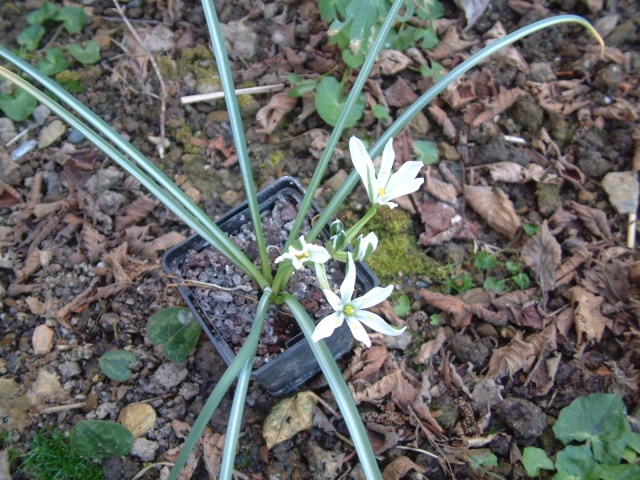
(363, 208, 447, 284)
(176, 45, 219, 87)
(262, 150, 286, 169)
(156, 55, 177, 79)
(173, 122, 202, 156)
(55, 69, 85, 93)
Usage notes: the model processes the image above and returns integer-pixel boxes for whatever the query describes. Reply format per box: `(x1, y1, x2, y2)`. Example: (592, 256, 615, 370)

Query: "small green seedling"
(0, 87, 38, 121)
(54, 6, 87, 34)
(523, 223, 540, 236)
(68, 41, 101, 66)
(393, 294, 411, 316)
(147, 307, 202, 362)
(99, 349, 137, 382)
(523, 393, 640, 479)
(420, 60, 447, 82)
(474, 251, 499, 270)
(26, 2, 61, 25)
(314, 76, 364, 128)
(429, 313, 443, 326)
(71, 420, 134, 459)
(287, 73, 319, 98)
(483, 276, 506, 292)
(466, 448, 499, 472)
(412, 140, 439, 165)
(372, 103, 391, 121)
(17, 24, 46, 51)
(36, 47, 69, 75)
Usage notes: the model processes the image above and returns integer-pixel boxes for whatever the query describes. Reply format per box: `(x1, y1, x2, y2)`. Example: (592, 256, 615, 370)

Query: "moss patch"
(363, 208, 447, 284)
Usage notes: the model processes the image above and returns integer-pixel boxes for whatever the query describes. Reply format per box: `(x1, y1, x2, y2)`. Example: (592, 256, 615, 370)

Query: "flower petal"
(322, 288, 342, 312)
(350, 137, 376, 203)
(351, 285, 393, 310)
(378, 137, 395, 190)
(340, 253, 356, 303)
(384, 161, 424, 199)
(308, 244, 331, 264)
(353, 311, 406, 336)
(345, 316, 372, 347)
(312, 312, 344, 342)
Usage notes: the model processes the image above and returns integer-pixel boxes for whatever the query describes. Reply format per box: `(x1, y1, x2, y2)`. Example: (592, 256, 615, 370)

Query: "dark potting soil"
(179, 195, 348, 369)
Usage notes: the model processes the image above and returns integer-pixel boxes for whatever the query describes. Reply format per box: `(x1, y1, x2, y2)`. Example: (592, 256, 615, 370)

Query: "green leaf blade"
(0, 87, 37, 122)
(523, 446, 555, 477)
(99, 350, 137, 382)
(68, 41, 101, 66)
(147, 307, 202, 362)
(17, 24, 46, 51)
(54, 6, 87, 34)
(36, 47, 69, 76)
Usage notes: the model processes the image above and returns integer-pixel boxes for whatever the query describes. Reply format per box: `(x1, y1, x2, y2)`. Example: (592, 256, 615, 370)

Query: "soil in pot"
(179, 194, 352, 369)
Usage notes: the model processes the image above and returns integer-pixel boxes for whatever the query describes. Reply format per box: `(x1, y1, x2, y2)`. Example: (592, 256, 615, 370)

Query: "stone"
(119, 403, 157, 437)
(602, 171, 639, 214)
(0, 117, 16, 143)
(31, 105, 51, 125)
(38, 120, 66, 149)
(32, 324, 54, 355)
(178, 382, 199, 401)
(131, 438, 159, 462)
(153, 362, 188, 390)
(95, 402, 119, 420)
(383, 329, 413, 350)
(57, 360, 81, 381)
(67, 129, 85, 144)
(492, 397, 549, 440)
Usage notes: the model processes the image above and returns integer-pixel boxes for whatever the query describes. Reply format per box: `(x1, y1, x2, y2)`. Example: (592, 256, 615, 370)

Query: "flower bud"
(353, 232, 378, 261)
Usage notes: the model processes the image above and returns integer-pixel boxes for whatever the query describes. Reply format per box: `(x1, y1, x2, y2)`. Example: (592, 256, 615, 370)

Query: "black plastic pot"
(162, 177, 378, 396)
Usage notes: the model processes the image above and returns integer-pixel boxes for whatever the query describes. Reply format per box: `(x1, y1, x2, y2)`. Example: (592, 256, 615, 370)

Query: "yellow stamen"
(343, 305, 355, 316)
(378, 187, 386, 196)
(296, 252, 311, 260)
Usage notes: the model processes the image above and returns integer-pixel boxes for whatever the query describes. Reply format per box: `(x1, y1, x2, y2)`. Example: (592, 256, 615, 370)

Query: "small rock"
(10, 139, 37, 160)
(492, 397, 549, 440)
(31, 105, 51, 126)
(220, 190, 240, 207)
(0, 117, 16, 143)
(32, 324, 54, 355)
(179, 382, 199, 401)
(536, 182, 562, 217)
(131, 438, 159, 462)
(383, 329, 413, 350)
(324, 169, 348, 195)
(529, 62, 557, 83)
(95, 402, 119, 420)
(153, 362, 188, 390)
(119, 403, 157, 437)
(92, 29, 112, 51)
(602, 171, 639, 214)
(57, 360, 81, 381)
(67, 129, 85, 144)
(38, 120, 66, 149)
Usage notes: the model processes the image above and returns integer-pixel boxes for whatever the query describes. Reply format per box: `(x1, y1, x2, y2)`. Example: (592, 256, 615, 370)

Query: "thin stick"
(395, 445, 439, 459)
(41, 402, 86, 413)
(628, 213, 636, 249)
(113, 0, 168, 158)
(180, 84, 286, 104)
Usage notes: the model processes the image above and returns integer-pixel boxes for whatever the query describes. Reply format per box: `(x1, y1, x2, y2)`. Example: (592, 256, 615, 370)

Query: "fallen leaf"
(306, 439, 345, 477)
(14, 247, 42, 283)
(443, 77, 477, 109)
(384, 77, 418, 108)
(141, 231, 186, 258)
(570, 201, 612, 240)
(123, 25, 175, 79)
(201, 430, 225, 480)
(375, 49, 411, 75)
(568, 286, 610, 348)
(464, 184, 521, 239)
(382, 456, 426, 480)
(263, 391, 317, 449)
(487, 162, 545, 183)
(463, 88, 524, 126)
(521, 222, 561, 302)
(119, 403, 157, 438)
(30, 368, 65, 403)
(592, 98, 638, 121)
(425, 168, 457, 204)
(115, 195, 159, 231)
(428, 26, 476, 61)
(632, 125, 640, 173)
(555, 242, 592, 284)
(255, 93, 298, 134)
(344, 345, 388, 382)
(420, 289, 508, 327)
(428, 105, 457, 140)
(454, 0, 491, 30)
(486, 332, 539, 379)
(415, 327, 447, 364)
(32, 324, 54, 355)
(367, 422, 407, 455)
(582, 260, 629, 304)
(220, 19, 257, 59)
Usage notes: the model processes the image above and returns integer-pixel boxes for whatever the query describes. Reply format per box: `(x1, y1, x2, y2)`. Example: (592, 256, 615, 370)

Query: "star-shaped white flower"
(350, 136, 424, 209)
(312, 253, 405, 348)
(275, 236, 330, 270)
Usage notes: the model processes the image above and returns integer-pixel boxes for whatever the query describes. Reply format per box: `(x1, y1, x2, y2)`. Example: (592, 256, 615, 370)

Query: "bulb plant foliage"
(0, 0, 604, 477)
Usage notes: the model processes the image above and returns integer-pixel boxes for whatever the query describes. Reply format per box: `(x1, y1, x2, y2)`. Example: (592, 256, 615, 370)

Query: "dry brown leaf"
(555, 242, 592, 284)
(375, 49, 411, 75)
(163, 443, 200, 480)
(521, 222, 561, 300)
(33, 200, 65, 219)
(428, 105, 457, 140)
(428, 26, 475, 61)
(104, 243, 130, 284)
(463, 88, 524, 126)
(570, 201, 612, 240)
(414, 327, 446, 364)
(115, 195, 159, 231)
(492, 289, 543, 328)
(582, 260, 629, 304)
(312, 406, 335, 433)
(486, 331, 539, 379)
(263, 391, 317, 449)
(141, 231, 186, 258)
(420, 289, 507, 327)
(529, 80, 591, 116)
(0, 378, 31, 431)
(568, 286, 610, 348)
(351, 370, 405, 406)
(593, 99, 638, 121)
(255, 93, 298, 134)
(425, 168, 457, 204)
(306, 439, 345, 477)
(463, 184, 521, 239)
(201, 430, 225, 480)
(382, 456, 426, 480)
(443, 77, 477, 109)
(82, 223, 107, 264)
(384, 77, 418, 108)
(632, 125, 640, 173)
(345, 345, 388, 382)
(14, 247, 42, 283)
(122, 25, 175, 79)
(487, 162, 546, 183)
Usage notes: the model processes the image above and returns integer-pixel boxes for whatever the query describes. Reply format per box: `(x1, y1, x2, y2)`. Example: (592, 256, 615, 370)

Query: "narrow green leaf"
(71, 421, 134, 459)
(314, 76, 364, 128)
(99, 350, 137, 382)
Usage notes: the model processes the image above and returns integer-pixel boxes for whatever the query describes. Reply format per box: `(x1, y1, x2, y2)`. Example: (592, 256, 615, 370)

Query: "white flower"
(352, 232, 378, 262)
(275, 236, 330, 270)
(350, 136, 424, 209)
(312, 253, 405, 348)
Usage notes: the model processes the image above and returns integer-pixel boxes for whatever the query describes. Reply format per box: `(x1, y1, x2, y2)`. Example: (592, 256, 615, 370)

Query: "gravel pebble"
(131, 438, 159, 462)
(58, 360, 81, 381)
(153, 362, 189, 390)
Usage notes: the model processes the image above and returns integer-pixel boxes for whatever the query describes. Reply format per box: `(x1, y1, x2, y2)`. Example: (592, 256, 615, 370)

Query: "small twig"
(40, 402, 86, 413)
(627, 213, 636, 249)
(315, 395, 342, 420)
(232, 471, 251, 480)
(5, 128, 29, 147)
(396, 445, 439, 459)
(131, 462, 174, 480)
(38, 24, 63, 52)
(180, 84, 286, 104)
(113, 0, 168, 158)
(503, 134, 527, 145)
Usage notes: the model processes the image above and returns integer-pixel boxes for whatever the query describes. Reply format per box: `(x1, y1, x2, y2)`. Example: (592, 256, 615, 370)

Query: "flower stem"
(345, 204, 379, 244)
